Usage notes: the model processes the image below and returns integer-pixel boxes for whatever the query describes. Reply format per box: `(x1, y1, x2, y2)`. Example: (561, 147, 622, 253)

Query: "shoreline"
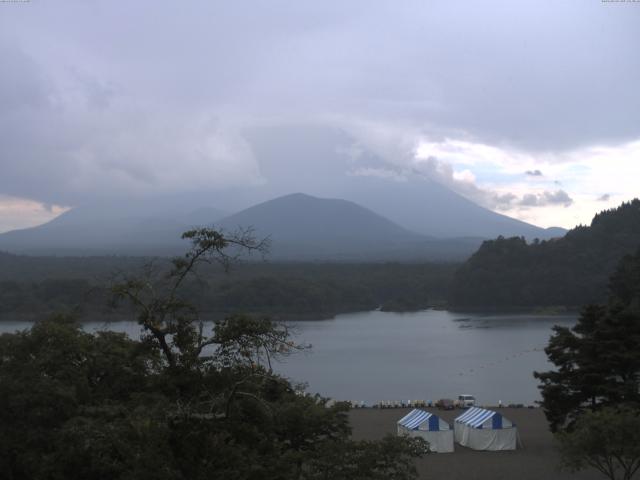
(446, 305, 581, 315)
(0, 305, 581, 323)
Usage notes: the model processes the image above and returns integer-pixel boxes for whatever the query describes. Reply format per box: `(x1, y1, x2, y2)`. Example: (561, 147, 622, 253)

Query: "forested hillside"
(450, 200, 640, 308)
(0, 256, 455, 320)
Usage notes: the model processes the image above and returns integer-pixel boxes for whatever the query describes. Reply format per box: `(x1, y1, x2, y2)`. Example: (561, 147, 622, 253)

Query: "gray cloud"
(0, 46, 52, 112)
(0, 1, 638, 209)
(0, 45, 263, 206)
(598, 193, 611, 202)
(525, 170, 543, 177)
(379, 155, 574, 212)
(519, 190, 573, 208)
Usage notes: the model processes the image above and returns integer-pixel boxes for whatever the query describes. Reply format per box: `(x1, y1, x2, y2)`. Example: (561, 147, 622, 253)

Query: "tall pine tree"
(535, 248, 640, 432)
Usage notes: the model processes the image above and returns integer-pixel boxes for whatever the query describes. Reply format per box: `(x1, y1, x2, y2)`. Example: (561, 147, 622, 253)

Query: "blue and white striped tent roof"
(455, 407, 513, 429)
(397, 409, 449, 431)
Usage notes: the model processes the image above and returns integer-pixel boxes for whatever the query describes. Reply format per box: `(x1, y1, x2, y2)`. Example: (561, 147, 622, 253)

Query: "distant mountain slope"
(450, 199, 640, 308)
(0, 203, 225, 256)
(218, 192, 419, 242)
(341, 174, 565, 239)
(244, 124, 566, 240)
(0, 192, 482, 260)
(217, 193, 481, 261)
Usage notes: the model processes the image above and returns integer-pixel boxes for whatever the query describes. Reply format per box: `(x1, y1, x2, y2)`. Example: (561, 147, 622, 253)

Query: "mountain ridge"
(216, 192, 485, 261)
(0, 189, 564, 260)
(0, 204, 226, 256)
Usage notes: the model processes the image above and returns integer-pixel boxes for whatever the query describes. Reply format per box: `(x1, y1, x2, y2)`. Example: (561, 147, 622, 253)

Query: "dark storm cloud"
(0, 0, 638, 207)
(519, 190, 574, 208)
(0, 45, 51, 111)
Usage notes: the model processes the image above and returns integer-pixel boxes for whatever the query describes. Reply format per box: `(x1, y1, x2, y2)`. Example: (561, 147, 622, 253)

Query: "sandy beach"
(349, 407, 603, 480)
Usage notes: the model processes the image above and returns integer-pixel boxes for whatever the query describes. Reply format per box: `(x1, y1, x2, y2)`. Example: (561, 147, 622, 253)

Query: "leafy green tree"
(557, 406, 640, 480)
(308, 435, 429, 480)
(0, 228, 428, 480)
(533, 247, 640, 480)
(609, 250, 640, 312)
(0, 314, 159, 480)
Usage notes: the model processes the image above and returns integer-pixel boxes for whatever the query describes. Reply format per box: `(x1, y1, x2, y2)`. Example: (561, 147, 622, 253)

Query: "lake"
(0, 309, 576, 405)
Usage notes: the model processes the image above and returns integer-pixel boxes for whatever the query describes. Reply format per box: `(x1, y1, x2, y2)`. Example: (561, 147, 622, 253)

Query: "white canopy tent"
(454, 407, 518, 451)
(397, 409, 454, 453)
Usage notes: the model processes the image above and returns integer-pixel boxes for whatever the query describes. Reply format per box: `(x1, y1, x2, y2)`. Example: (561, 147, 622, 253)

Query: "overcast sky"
(1, 0, 639, 232)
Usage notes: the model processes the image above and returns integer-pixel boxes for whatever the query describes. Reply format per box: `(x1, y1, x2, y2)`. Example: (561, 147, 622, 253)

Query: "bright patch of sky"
(415, 138, 640, 228)
(0, 196, 70, 233)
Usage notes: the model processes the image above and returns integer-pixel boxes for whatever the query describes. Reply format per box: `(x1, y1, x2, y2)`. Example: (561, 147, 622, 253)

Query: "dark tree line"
(451, 199, 640, 308)
(535, 247, 640, 480)
(0, 259, 455, 321)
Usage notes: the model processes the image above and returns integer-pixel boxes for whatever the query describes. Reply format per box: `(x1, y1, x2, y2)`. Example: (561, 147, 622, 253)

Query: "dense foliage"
(534, 245, 640, 479)
(557, 406, 640, 480)
(0, 228, 429, 480)
(0, 257, 455, 320)
(451, 199, 640, 308)
(534, 247, 640, 432)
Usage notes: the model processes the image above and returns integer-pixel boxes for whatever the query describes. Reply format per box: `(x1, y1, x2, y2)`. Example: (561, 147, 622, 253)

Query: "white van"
(456, 394, 476, 408)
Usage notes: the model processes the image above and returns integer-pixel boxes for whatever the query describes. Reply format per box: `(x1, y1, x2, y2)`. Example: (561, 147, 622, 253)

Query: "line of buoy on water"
(373, 399, 432, 409)
(334, 400, 539, 409)
(327, 400, 433, 409)
(345, 400, 537, 409)
(356, 400, 431, 409)
(456, 345, 547, 377)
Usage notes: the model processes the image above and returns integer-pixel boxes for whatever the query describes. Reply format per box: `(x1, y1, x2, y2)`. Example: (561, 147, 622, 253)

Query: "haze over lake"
(1, 310, 575, 405)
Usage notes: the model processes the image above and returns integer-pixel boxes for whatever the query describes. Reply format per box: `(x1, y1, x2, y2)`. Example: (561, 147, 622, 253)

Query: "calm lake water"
(0, 309, 576, 405)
